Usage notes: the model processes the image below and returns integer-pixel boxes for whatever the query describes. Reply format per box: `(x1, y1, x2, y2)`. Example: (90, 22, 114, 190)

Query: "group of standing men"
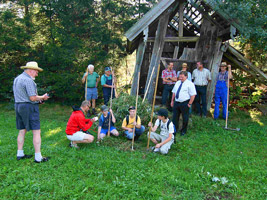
(82, 65, 116, 116)
(161, 61, 232, 136)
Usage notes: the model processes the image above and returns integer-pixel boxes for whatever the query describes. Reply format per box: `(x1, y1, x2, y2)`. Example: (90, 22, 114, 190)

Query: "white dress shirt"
(192, 68, 211, 86)
(172, 79, 197, 102)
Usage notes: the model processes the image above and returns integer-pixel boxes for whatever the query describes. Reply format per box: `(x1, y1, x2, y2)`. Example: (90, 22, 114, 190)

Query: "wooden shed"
(125, 0, 267, 110)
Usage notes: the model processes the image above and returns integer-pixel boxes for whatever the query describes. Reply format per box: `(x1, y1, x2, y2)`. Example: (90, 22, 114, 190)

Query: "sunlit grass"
(249, 109, 265, 126)
(0, 103, 266, 199)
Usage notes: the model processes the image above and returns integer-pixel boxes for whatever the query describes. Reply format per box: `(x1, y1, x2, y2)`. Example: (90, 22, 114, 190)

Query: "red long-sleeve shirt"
(66, 110, 93, 135)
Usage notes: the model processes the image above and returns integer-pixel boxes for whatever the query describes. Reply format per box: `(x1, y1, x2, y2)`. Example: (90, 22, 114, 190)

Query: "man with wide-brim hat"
(13, 61, 50, 163)
(177, 63, 192, 81)
(214, 62, 233, 120)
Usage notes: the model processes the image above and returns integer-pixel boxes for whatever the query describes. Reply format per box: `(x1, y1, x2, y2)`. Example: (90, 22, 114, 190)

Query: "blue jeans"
(162, 84, 174, 106)
(195, 85, 207, 116)
(124, 125, 145, 139)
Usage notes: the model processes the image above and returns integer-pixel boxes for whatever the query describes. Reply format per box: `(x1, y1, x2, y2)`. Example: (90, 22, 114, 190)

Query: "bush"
(110, 93, 154, 129)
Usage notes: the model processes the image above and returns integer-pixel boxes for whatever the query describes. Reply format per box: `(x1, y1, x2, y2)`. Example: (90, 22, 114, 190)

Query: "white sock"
(35, 152, 42, 162)
(17, 150, 24, 157)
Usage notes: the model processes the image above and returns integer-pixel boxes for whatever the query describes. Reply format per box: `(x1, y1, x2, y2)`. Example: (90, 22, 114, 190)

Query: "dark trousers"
(162, 84, 174, 106)
(195, 85, 207, 116)
(103, 88, 115, 106)
(172, 100, 190, 135)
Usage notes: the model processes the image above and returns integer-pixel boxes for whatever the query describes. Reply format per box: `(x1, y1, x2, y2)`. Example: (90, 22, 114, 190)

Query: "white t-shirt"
(155, 119, 174, 139)
(172, 79, 197, 102)
(192, 68, 211, 86)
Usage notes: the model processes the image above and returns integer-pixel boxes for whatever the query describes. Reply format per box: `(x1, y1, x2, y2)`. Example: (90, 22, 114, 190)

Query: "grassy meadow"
(0, 103, 266, 199)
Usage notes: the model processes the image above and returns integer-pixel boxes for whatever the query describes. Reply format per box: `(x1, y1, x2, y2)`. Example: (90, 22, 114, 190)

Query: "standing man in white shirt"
(192, 61, 211, 117)
(171, 71, 196, 136)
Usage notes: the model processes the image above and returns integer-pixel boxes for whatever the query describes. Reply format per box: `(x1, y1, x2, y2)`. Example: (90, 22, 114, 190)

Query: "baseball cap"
(105, 67, 111, 71)
(101, 105, 109, 112)
(128, 106, 136, 111)
(156, 108, 168, 118)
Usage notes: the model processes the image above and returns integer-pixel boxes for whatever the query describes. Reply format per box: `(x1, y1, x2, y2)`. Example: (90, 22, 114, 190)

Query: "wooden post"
(144, 10, 172, 103)
(147, 64, 161, 150)
(194, 18, 221, 112)
(173, 46, 179, 59)
(131, 28, 148, 95)
(176, 0, 184, 59)
(206, 41, 223, 111)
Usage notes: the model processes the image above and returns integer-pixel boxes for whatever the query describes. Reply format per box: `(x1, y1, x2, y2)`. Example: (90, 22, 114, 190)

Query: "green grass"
(0, 103, 266, 199)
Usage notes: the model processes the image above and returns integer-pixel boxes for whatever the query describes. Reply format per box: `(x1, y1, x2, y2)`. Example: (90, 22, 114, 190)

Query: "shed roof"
(125, 0, 242, 51)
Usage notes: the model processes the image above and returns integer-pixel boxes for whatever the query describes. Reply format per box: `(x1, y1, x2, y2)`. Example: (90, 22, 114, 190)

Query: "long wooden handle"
(147, 64, 161, 149)
(132, 72, 140, 150)
(85, 68, 88, 100)
(108, 69, 115, 137)
(225, 68, 230, 128)
(142, 66, 156, 103)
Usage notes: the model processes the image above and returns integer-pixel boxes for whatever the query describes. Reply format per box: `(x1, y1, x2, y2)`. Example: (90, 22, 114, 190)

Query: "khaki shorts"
(66, 131, 85, 141)
(148, 132, 174, 154)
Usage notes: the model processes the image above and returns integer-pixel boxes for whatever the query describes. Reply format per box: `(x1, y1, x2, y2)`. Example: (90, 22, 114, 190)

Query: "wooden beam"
(144, 7, 174, 103)
(131, 28, 148, 96)
(217, 27, 231, 37)
(178, 0, 184, 37)
(173, 46, 179, 59)
(147, 36, 199, 42)
(125, 0, 175, 41)
(206, 41, 223, 111)
(161, 57, 196, 63)
(228, 45, 267, 80)
(224, 53, 258, 77)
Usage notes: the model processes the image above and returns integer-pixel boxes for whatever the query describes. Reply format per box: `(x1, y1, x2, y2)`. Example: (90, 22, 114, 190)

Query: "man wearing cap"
(161, 62, 177, 108)
(82, 64, 100, 115)
(147, 108, 175, 154)
(171, 71, 196, 136)
(192, 61, 211, 117)
(101, 67, 116, 106)
(177, 63, 192, 81)
(65, 100, 96, 149)
(121, 106, 145, 140)
(13, 61, 50, 163)
(214, 62, 233, 120)
(98, 105, 119, 140)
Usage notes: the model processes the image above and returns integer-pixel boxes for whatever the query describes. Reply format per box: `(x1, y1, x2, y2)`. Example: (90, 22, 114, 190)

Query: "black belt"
(195, 85, 207, 87)
(175, 100, 189, 104)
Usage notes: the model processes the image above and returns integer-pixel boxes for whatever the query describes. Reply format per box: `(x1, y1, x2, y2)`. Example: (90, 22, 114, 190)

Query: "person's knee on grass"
(66, 100, 97, 148)
(147, 108, 174, 155)
(97, 105, 119, 141)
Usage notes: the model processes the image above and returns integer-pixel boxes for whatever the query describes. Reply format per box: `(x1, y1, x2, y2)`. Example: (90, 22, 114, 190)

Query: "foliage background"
(0, 0, 157, 104)
(0, 0, 266, 105)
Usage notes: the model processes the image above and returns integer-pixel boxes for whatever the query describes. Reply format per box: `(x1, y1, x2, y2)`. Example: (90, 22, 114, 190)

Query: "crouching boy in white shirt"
(147, 108, 175, 154)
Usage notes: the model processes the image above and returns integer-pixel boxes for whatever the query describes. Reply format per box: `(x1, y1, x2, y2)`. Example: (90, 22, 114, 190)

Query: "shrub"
(110, 93, 154, 129)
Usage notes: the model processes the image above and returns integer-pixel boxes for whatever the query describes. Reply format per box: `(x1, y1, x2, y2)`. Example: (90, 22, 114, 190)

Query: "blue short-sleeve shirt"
(13, 72, 38, 104)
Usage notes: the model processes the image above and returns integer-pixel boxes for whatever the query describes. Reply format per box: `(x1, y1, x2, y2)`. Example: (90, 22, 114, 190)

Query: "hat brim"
(21, 66, 43, 72)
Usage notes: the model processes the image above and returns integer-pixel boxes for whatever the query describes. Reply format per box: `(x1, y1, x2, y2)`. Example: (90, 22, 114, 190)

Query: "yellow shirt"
(122, 116, 141, 129)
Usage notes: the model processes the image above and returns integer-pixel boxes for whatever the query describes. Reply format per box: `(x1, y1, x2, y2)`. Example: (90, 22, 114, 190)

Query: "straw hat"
(20, 61, 43, 72)
(220, 62, 227, 67)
